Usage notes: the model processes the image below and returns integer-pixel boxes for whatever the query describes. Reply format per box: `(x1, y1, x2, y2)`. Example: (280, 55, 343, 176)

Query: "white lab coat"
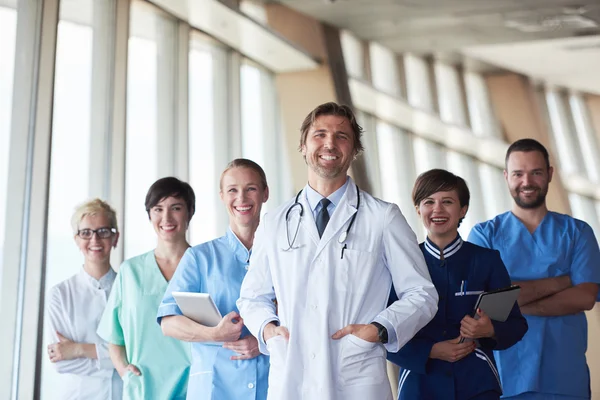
(238, 178, 438, 400)
(46, 268, 122, 400)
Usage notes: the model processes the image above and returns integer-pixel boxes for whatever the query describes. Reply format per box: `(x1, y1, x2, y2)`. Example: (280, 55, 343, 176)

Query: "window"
(124, 3, 177, 258)
(188, 39, 219, 244)
(479, 164, 511, 219)
(412, 137, 446, 174)
(569, 193, 600, 238)
(42, 0, 113, 396)
(340, 30, 365, 80)
(545, 88, 586, 177)
(434, 62, 468, 126)
(240, 60, 286, 210)
(0, 2, 18, 303)
(369, 42, 401, 97)
(446, 151, 485, 237)
(376, 121, 420, 235)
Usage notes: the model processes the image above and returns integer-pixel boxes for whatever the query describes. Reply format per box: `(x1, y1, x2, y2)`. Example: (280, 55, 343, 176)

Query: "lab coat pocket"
(335, 248, 376, 294)
(339, 334, 386, 387)
(266, 336, 288, 395)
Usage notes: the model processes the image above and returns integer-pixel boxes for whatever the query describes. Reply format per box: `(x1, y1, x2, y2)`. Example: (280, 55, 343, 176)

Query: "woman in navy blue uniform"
(388, 169, 527, 400)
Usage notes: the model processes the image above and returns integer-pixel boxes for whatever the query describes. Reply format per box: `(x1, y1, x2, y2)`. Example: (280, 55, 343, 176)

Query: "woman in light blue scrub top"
(158, 158, 271, 400)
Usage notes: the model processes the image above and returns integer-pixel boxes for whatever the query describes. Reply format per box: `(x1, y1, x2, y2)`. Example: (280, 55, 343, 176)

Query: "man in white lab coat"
(237, 102, 438, 400)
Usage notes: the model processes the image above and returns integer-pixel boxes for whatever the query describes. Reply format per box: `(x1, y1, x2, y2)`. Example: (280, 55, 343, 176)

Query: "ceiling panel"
(266, 0, 600, 53)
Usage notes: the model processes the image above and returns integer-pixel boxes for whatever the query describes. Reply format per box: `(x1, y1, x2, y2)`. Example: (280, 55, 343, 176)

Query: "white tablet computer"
(172, 292, 223, 327)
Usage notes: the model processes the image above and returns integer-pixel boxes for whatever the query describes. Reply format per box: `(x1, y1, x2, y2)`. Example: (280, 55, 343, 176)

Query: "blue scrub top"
(387, 236, 527, 400)
(157, 229, 270, 400)
(469, 211, 600, 399)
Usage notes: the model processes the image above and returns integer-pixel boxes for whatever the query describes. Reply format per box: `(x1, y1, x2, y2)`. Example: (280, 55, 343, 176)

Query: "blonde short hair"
(71, 198, 118, 234)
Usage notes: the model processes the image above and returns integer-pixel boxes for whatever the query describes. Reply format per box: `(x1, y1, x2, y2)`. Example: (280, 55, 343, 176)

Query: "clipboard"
(172, 292, 223, 327)
(459, 285, 520, 344)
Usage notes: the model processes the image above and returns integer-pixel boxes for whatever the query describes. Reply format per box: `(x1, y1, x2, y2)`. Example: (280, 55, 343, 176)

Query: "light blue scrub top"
(157, 229, 270, 400)
(469, 211, 600, 399)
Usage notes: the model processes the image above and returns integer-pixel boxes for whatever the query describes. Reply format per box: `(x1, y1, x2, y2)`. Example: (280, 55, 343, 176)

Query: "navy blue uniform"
(388, 236, 528, 400)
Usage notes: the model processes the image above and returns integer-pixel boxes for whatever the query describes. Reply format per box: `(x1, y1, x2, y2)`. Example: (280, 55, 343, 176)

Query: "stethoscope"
(283, 183, 360, 259)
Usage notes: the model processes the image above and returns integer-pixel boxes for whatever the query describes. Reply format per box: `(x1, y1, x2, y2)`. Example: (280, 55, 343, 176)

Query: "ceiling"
(463, 34, 600, 94)
(267, 0, 600, 53)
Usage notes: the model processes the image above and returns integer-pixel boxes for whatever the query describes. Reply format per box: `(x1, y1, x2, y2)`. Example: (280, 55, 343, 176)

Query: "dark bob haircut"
(298, 102, 365, 157)
(145, 177, 196, 221)
(505, 138, 551, 170)
(412, 168, 470, 210)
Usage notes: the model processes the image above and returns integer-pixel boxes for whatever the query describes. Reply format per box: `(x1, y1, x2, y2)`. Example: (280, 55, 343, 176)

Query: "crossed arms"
(515, 276, 598, 316)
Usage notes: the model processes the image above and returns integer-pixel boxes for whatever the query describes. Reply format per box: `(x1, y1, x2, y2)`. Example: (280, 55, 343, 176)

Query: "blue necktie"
(316, 198, 331, 238)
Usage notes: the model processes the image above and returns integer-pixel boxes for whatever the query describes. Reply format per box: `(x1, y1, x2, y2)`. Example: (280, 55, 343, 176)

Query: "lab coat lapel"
(315, 179, 358, 257)
(298, 193, 320, 247)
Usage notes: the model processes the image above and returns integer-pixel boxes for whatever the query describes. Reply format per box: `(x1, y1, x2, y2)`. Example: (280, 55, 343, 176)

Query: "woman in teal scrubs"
(98, 177, 195, 399)
(158, 159, 270, 400)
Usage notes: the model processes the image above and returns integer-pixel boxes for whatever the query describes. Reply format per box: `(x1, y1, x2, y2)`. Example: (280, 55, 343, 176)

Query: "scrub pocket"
(339, 334, 386, 386)
(266, 336, 288, 396)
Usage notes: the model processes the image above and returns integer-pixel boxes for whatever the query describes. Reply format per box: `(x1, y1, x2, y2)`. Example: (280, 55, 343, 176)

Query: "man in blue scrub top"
(469, 138, 600, 400)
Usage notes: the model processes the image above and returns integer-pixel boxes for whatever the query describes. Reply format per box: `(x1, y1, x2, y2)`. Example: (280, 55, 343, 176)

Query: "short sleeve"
(468, 223, 492, 249)
(97, 264, 126, 346)
(570, 223, 600, 300)
(157, 247, 202, 325)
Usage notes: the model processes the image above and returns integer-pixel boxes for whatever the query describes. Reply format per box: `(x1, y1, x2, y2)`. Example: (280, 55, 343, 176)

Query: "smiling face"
(220, 166, 269, 231)
(149, 196, 189, 243)
(301, 114, 355, 183)
(417, 190, 467, 245)
(75, 213, 119, 265)
(505, 150, 553, 210)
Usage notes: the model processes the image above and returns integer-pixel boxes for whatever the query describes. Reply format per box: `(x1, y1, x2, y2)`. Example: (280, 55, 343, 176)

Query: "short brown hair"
(219, 158, 268, 190)
(145, 177, 196, 222)
(298, 102, 364, 156)
(412, 169, 470, 209)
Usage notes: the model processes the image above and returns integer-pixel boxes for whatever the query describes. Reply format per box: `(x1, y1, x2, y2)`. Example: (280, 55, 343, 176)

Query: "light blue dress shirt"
(469, 211, 600, 399)
(305, 176, 350, 220)
(157, 229, 270, 400)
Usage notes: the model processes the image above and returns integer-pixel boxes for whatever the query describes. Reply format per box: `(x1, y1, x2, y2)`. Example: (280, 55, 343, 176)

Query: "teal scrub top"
(469, 211, 600, 399)
(157, 229, 270, 400)
(98, 251, 191, 400)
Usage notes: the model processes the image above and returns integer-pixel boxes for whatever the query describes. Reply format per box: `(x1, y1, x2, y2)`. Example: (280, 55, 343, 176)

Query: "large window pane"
(569, 194, 600, 239)
(0, 3, 18, 305)
(124, 3, 177, 258)
(413, 137, 446, 174)
(376, 122, 420, 236)
(42, 0, 107, 396)
(446, 151, 485, 238)
(240, 61, 285, 210)
(188, 41, 218, 244)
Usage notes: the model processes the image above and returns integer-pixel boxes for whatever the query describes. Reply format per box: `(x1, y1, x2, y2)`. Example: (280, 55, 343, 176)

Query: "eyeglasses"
(77, 227, 117, 240)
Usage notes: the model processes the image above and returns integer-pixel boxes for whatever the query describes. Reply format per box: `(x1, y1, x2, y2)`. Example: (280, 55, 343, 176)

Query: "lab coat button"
(248, 383, 255, 389)
(311, 304, 317, 310)
(310, 353, 316, 359)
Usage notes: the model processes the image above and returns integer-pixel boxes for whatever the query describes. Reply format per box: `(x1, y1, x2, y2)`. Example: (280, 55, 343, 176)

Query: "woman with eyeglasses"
(97, 177, 195, 400)
(45, 198, 122, 399)
(157, 159, 270, 400)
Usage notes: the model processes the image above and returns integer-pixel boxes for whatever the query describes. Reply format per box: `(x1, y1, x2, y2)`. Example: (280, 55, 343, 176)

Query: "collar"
(305, 176, 350, 214)
(78, 267, 116, 291)
(226, 227, 251, 263)
(424, 235, 463, 260)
